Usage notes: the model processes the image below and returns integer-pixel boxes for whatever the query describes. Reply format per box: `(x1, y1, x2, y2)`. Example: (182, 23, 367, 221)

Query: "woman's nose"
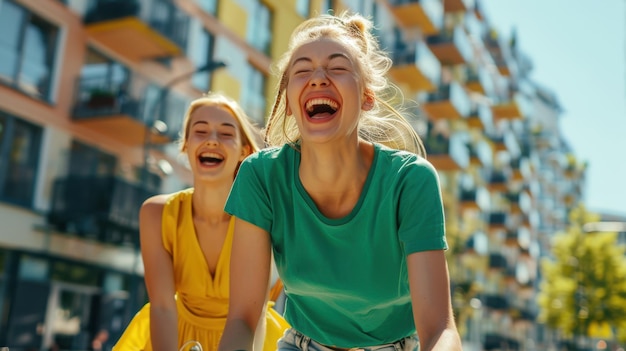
(309, 68, 329, 87)
(206, 130, 219, 146)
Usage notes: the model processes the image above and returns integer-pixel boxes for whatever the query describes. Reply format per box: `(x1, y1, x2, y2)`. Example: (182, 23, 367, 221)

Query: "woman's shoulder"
(141, 189, 192, 214)
(241, 145, 295, 171)
(375, 144, 435, 173)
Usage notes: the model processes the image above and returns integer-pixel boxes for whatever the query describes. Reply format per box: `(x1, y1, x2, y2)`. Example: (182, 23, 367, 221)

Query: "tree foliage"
(537, 205, 626, 342)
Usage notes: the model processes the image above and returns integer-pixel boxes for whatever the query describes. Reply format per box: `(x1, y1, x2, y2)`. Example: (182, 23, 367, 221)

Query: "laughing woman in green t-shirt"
(219, 11, 462, 351)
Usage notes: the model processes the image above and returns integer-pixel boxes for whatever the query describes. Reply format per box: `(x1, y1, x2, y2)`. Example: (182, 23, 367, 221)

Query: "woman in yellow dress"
(113, 93, 288, 351)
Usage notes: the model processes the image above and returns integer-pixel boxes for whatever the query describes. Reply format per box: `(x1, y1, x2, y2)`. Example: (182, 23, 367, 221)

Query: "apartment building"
(0, 0, 585, 350)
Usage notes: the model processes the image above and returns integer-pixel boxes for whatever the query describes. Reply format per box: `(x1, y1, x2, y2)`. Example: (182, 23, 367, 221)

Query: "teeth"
(200, 152, 223, 160)
(305, 98, 338, 112)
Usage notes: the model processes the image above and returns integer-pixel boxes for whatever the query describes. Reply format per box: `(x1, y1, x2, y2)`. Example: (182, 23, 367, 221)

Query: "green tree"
(537, 205, 626, 345)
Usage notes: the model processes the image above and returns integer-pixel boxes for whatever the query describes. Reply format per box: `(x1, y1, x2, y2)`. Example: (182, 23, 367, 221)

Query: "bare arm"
(219, 218, 272, 351)
(407, 250, 462, 351)
(140, 195, 178, 351)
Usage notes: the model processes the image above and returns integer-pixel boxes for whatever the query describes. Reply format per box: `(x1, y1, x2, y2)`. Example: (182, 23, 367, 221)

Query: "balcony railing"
(388, 40, 441, 92)
(72, 74, 185, 146)
(47, 175, 156, 248)
(426, 25, 473, 65)
(388, 0, 444, 36)
(422, 82, 471, 120)
(83, 0, 189, 61)
(424, 132, 469, 170)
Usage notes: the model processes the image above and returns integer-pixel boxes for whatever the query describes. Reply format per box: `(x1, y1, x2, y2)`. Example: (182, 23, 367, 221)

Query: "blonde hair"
(263, 11, 426, 157)
(178, 92, 260, 157)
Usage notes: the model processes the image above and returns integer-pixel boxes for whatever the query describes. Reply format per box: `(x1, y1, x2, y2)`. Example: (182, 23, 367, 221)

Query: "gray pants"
(277, 328, 419, 351)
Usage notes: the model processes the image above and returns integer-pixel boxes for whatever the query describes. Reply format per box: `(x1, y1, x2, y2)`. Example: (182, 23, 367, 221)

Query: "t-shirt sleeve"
(224, 155, 273, 232)
(397, 156, 447, 254)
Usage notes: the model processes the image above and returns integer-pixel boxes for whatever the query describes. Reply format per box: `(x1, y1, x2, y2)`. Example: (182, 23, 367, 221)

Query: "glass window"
(246, 1, 272, 55)
(187, 20, 216, 92)
(241, 64, 267, 126)
(0, 0, 59, 100)
(0, 112, 42, 207)
(0, 1, 24, 84)
(18, 255, 49, 281)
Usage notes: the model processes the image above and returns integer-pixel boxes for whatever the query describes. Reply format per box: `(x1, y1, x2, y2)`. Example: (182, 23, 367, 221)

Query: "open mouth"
(305, 98, 339, 118)
(198, 152, 224, 166)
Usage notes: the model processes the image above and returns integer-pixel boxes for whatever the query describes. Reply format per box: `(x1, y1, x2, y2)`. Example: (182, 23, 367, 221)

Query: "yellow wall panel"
(219, 1, 249, 39)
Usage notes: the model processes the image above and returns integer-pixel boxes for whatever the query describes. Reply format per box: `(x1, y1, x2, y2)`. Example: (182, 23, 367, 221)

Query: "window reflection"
(0, 0, 58, 100)
(0, 1, 23, 84)
(242, 65, 266, 126)
(246, 1, 272, 55)
(0, 112, 42, 207)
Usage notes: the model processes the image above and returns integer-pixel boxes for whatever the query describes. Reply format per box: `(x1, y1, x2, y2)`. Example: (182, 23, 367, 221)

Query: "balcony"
(486, 133, 508, 153)
(83, 0, 189, 62)
(505, 192, 522, 213)
(465, 104, 493, 130)
(421, 82, 471, 120)
(492, 93, 527, 121)
(72, 74, 183, 146)
(444, 0, 474, 13)
(424, 132, 469, 171)
(388, 40, 441, 92)
(459, 188, 479, 210)
(487, 211, 507, 232)
(388, 0, 444, 36)
(483, 30, 514, 77)
(486, 170, 509, 193)
(47, 175, 156, 247)
(426, 25, 473, 65)
(464, 65, 493, 96)
(487, 254, 507, 272)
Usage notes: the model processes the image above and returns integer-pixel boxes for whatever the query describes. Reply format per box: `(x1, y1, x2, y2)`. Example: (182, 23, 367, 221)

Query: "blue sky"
(480, 0, 626, 216)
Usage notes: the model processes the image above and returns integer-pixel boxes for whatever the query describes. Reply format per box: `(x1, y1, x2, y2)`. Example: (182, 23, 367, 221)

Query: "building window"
(187, 20, 216, 92)
(296, 0, 310, 18)
(0, 112, 42, 208)
(0, 0, 59, 101)
(246, 1, 272, 56)
(241, 64, 267, 126)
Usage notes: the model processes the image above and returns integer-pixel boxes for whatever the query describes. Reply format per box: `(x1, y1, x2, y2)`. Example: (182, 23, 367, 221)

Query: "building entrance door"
(42, 282, 101, 351)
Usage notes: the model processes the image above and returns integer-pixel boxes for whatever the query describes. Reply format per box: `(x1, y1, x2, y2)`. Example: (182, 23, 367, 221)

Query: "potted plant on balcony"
(87, 89, 116, 108)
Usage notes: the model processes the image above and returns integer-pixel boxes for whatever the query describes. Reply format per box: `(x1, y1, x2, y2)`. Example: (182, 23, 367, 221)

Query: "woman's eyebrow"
(191, 121, 236, 128)
(292, 53, 351, 66)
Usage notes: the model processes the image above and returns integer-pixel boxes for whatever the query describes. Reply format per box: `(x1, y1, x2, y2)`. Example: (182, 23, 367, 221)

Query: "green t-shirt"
(225, 143, 447, 347)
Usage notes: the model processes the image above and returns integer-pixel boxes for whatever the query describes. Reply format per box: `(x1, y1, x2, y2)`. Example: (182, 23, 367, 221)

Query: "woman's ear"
(239, 144, 252, 161)
(286, 98, 292, 116)
(362, 90, 375, 111)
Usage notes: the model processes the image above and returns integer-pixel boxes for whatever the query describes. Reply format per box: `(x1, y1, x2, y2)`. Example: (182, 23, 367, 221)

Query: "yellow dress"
(113, 189, 289, 351)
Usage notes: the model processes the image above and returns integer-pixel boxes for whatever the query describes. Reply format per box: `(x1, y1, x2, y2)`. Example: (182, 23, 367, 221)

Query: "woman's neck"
(191, 181, 232, 226)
